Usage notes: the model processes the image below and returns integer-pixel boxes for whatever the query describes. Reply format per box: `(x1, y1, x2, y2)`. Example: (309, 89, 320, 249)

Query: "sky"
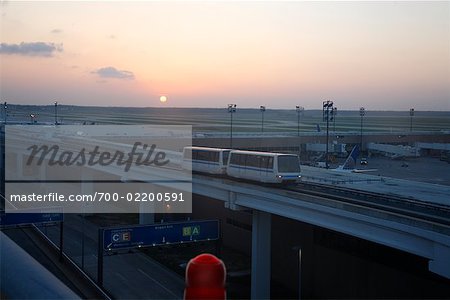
(1, 1, 449, 110)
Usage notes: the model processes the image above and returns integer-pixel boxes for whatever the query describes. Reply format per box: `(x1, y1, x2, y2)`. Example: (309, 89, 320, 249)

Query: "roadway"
(40, 213, 185, 299)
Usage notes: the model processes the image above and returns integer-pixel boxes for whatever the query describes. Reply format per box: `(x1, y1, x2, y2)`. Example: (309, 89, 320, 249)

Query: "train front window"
(278, 156, 300, 173)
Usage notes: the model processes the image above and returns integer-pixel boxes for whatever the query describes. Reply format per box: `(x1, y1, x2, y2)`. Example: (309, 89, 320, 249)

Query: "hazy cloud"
(0, 42, 63, 57)
(108, 34, 116, 39)
(92, 66, 135, 80)
(51, 29, 62, 34)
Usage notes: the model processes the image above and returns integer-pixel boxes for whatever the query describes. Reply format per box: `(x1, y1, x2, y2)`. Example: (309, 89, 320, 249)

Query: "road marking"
(137, 268, 180, 298)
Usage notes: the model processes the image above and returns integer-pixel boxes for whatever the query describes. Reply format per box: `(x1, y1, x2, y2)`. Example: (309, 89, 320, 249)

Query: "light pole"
(3, 102, 7, 123)
(296, 106, 304, 137)
(360, 107, 365, 154)
(333, 107, 337, 132)
(260, 105, 266, 133)
(291, 246, 302, 300)
(322, 100, 334, 169)
(228, 104, 236, 148)
(409, 108, 414, 132)
(298, 248, 302, 299)
(54, 101, 58, 125)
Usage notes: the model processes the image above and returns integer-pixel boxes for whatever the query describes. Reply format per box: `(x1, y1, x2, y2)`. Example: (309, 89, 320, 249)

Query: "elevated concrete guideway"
(191, 175, 450, 279)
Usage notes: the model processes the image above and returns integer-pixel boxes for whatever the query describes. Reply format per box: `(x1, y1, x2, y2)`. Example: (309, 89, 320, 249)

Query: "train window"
(230, 153, 239, 165)
(247, 155, 258, 168)
(192, 150, 198, 160)
(211, 151, 219, 162)
(246, 155, 251, 166)
(256, 156, 261, 168)
(260, 156, 269, 169)
(258, 156, 266, 169)
(278, 156, 300, 172)
(259, 156, 266, 168)
(268, 157, 274, 169)
(196, 150, 206, 161)
(223, 151, 230, 165)
(240, 154, 247, 166)
(197, 150, 216, 162)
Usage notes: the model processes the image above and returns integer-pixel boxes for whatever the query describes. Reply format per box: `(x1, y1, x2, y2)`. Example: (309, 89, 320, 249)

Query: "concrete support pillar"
(251, 210, 271, 299)
(139, 206, 155, 224)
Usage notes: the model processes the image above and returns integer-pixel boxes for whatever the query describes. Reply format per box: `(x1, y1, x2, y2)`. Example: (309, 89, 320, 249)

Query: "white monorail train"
(182, 146, 301, 183)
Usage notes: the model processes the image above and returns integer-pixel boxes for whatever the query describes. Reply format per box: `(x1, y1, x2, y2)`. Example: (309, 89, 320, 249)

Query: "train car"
(182, 146, 231, 174)
(227, 150, 301, 183)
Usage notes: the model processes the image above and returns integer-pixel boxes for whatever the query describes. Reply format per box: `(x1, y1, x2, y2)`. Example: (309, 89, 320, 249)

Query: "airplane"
(333, 145, 378, 173)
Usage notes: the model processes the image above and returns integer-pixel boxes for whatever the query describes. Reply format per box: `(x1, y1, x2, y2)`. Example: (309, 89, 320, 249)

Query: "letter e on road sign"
(122, 232, 131, 241)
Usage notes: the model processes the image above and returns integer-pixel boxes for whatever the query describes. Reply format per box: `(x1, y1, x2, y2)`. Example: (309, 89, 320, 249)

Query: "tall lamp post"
(409, 108, 414, 132)
(228, 104, 237, 148)
(359, 107, 365, 154)
(296, 106, 304, 137)
(3, 102, 7, 123)
(322, 100, 334, 169)
(54, 101, 58, 125)
(333, 107, 337, 132)
(260, 105, 266, 133)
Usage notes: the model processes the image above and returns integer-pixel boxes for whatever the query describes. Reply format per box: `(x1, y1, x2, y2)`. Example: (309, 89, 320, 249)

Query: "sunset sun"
(160, 96, 167, 103)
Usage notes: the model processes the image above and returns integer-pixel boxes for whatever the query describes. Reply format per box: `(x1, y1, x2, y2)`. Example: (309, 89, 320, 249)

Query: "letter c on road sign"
(112, 233, 120, 242)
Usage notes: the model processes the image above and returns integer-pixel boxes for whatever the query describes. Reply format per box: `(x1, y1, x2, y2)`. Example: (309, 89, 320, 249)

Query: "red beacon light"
(184, 253, 226, 300)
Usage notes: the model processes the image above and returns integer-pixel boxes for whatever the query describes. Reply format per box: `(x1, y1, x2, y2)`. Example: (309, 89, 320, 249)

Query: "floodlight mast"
(322, 100, 334, 169)
(54, 101, 58, 125)
(3, 102, 7, 123)
(409, 108, 414, 132)
(333, 107, 337, 132)
(296, 106, 304, 137)
(260, 105, 266, 133)
(360, 107, 366, 155)
(228, 104, 237, 148)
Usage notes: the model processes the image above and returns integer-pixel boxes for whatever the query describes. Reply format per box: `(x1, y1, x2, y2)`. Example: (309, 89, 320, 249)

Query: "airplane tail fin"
(342, 145, 359, 170)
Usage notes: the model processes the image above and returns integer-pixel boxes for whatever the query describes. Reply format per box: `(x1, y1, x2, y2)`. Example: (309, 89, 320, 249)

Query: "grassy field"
(5, 104, 450, 134)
